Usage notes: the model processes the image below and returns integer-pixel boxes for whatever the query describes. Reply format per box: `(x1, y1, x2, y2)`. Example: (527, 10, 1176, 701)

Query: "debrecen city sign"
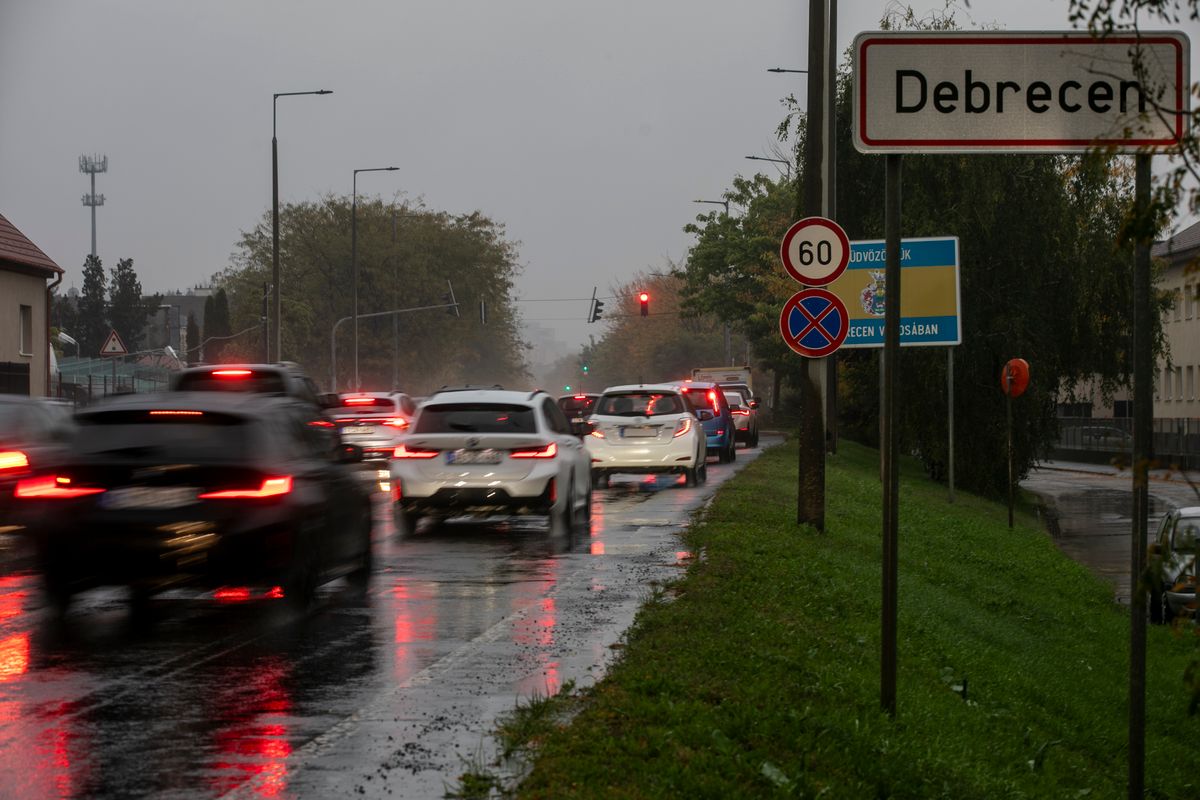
(852, 31, 1190, 154)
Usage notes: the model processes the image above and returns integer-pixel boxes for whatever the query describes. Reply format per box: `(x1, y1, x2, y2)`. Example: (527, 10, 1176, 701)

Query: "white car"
(585, 384, 707, 488)
(389, 388, 591, 536)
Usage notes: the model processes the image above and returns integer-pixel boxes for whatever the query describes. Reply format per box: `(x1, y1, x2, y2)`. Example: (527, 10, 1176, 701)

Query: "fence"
(1054, 416, 1200, 468)
(51, 356, 175, 406)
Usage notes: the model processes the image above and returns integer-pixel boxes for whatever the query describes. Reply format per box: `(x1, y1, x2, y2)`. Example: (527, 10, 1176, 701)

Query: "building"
(1153, 220, 1200, 418)
(0, 213, 63, 395)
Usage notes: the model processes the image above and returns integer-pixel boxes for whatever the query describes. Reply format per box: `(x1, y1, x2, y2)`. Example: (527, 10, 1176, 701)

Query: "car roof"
(1172, 506, 1200, 517)
(424, 389, 547, 406)
(77, 390, 300, 419)
(600, 384, 685, 395)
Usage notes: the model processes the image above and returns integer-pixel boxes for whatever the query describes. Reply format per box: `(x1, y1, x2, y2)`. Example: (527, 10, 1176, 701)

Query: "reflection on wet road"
(0, 437, 777, 799)
(1022, 466, 1200, 604)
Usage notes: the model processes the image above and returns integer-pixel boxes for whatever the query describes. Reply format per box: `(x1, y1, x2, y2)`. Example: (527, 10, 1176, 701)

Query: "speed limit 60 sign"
(780, 216, 850, 286)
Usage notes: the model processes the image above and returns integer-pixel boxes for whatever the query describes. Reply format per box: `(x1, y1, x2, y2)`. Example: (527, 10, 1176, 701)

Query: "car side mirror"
(337, 443, 364, 464)
(697, 409, 715, 421)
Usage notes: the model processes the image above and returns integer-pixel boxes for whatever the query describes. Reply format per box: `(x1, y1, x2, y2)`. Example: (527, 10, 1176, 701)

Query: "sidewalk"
(1034, 458, 1200, 488)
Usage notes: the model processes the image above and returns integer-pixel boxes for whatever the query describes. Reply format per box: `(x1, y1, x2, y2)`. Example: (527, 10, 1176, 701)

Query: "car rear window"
(723, 392, 744, 408)
(74, 410, 252, 460)
(596, 393, 684, 417)
(558, 396, 597, 415)
(413, 403, 537, 434)
(175, 370, 287, 395)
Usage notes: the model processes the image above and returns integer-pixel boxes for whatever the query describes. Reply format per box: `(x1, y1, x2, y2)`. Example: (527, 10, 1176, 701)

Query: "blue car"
(677, 381, 737, 464)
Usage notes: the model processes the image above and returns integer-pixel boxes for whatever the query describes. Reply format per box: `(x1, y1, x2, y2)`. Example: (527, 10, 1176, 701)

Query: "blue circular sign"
(779, 288, 849, 357)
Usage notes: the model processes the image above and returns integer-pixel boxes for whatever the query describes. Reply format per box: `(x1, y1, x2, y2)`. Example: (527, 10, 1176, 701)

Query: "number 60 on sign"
(780, 216, 851, 287)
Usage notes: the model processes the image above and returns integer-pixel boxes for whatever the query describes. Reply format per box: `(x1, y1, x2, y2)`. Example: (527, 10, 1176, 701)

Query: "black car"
(171, 362, 326, 412)
(0, 396, 75, 532)
(557, 393, 601, 436)
(18, 392, 372, 612)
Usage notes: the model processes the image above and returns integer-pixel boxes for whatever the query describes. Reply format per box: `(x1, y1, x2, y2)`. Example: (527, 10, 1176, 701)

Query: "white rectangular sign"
(853, 31, 1189, 153)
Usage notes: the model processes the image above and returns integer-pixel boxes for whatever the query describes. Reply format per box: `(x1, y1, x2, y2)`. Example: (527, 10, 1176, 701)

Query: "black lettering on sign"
(896, 70, 926, 112)
(889, 70, 1147, 117)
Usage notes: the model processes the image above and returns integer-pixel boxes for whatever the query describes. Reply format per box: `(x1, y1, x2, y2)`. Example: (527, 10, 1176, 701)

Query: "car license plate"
(102, 486, 197, 510)
(571, 417, 585, 424)
(342, 426, 374, 435)
(622, 426, 655, 438)
(447, 449, 501, 465)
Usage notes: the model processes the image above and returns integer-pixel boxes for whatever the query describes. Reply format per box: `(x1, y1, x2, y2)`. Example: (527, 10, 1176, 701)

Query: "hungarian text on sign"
(852, 31, 1190, 153)
(825, 236, 960, 349)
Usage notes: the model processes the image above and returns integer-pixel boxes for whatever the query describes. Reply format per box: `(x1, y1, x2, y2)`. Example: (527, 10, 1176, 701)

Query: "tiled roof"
(1152, 217, 1200, 260)
(0, 212, 62, 275)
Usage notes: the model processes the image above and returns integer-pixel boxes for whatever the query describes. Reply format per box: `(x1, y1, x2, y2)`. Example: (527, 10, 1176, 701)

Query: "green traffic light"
(582, 365, 589, 373)
(564, 385, 571, 391)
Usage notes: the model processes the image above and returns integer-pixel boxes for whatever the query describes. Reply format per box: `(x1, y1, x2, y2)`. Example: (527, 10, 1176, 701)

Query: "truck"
(691, 366, 752, 393)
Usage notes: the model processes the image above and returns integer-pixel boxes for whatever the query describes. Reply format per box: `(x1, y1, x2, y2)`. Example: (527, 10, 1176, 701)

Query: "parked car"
(172, 362, 326, 412)
(557, 393, 601, 436)
(331, 391, 418, 489)
(723, 389, 760, 448)
(585, 384, 707, 488)
(389, 388, 591, 536)
(1149, 506, 1199, 623)
(676, 381, 737, 463)
(18, 391, 373, 613)
(1079, 425, 1133, 451)
(0, 396, 76, 531)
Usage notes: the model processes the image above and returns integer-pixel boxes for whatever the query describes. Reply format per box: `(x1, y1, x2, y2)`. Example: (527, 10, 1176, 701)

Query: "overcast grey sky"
(3, 0, 1197, 356)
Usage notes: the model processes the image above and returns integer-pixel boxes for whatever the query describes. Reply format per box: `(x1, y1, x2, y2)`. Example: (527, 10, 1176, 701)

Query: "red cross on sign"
(779, 288, 849, 358)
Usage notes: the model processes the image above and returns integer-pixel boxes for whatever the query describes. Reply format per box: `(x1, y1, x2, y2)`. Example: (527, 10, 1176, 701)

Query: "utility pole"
(79, 155, 107, 258)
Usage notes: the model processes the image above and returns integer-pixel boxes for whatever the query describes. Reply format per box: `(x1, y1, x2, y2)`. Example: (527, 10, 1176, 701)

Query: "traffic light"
(582, 364, 589, 374)
(589, 298, 605, 323)
(639, 291, 649, 317)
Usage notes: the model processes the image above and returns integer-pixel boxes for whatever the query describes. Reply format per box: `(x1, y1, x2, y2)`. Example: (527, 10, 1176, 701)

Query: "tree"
(217, 196, 528, 391)
(77, 254, 108, 357)
(109, 258, 155, 353)
(202, 289, 231, 363)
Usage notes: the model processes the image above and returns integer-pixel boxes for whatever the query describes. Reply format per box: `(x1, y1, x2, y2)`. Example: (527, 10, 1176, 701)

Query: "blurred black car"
(18, 392, 372, 612)
(171, 362, 326, 412)
(1, 396, 75, 531)
(557, 393, 601, 436)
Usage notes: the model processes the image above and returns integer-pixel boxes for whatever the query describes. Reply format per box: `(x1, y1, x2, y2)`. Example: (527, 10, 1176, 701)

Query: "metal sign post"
(881, 154, 902, 716)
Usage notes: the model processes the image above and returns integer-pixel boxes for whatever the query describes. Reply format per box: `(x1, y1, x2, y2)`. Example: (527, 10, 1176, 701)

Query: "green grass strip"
(509, 440, 1200, 799)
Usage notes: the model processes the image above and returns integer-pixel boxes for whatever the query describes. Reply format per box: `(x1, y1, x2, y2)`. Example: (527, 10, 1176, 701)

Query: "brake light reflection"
(198, 477, 292, 500)
(0, 451, 30, 472)
(14, 476, 105, 499)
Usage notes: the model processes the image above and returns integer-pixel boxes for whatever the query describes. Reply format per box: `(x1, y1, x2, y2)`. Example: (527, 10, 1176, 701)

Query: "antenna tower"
(79, 154, 108, 258)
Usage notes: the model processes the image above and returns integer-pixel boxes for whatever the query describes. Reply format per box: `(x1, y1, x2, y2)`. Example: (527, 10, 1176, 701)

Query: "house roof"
(0, 212, 63, 276)
(1152, 217, 1200, 261)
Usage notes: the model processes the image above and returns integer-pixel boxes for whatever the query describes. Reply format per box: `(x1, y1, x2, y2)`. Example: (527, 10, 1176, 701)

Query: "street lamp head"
(316, 89, 333, 94)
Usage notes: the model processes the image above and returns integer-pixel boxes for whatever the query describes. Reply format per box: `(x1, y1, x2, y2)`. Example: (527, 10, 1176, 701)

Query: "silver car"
(331, 392, 418, 490)
(389, 388, 592, 536)
(1149, 506, 1199, 623)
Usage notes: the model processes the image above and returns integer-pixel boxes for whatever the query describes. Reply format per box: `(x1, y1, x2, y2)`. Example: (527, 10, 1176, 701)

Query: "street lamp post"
(744, 155, 792, 178)
(693, 199, 734, 365)
(272, 89, 331, 364)
(352, 166, 399, 391)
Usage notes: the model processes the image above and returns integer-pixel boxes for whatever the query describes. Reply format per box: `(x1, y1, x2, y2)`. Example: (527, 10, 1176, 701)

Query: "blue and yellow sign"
(827, 236, 960, 348)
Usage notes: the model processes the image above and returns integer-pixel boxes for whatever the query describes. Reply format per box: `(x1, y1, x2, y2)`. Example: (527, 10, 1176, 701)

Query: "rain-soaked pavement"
(1021, 461, 1200, 604)
(0, 437, 778, 799)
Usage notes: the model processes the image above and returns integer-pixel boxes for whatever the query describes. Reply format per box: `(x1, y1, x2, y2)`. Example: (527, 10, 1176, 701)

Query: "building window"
(1177, 366, 1184, 401)
(18, 305, 32, 356)
(1174, 289, 1183, 322)
(1189, 365, 1196, 401)
(1164, 367, 1173, 401)
(1187, 284, 1195, 319)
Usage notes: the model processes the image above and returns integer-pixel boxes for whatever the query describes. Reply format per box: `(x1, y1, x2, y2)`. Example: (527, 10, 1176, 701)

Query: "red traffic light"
(638, 292, 649, 317)
(638, 292, 649, 302)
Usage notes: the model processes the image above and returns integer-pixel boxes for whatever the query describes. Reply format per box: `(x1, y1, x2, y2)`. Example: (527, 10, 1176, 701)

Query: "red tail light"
(731, 409, 750, 417)
(707, 390, 719, 410)
(308, 419, 335, 428)
(15, 475, 105, 499)
(510, 442, 557, 459)
(343, 396, 375, 406)
(381, 417, 409, 429)
(198, 476, 293, 499)
(211, 369, 252, 378)
(149, 410, 203, 417)
(673, 418, 693, 438)
(0, 451, 30, 474)
(393, 444, 439, 459)
(589, 429, 606, 439)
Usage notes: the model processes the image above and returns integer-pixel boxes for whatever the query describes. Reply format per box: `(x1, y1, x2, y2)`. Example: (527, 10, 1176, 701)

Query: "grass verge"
(507, 439, 1200, 798)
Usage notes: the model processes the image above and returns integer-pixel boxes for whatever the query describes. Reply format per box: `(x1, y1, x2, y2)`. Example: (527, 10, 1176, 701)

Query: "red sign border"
(855, 33, 1188, 150)
(779, 288, 850, 358)
(780, 217, 851, 286)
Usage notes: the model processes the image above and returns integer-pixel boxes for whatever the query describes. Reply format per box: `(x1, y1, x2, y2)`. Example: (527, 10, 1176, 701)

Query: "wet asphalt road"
(1021, 463, 1200, 604)
(0, 437, 776, 799)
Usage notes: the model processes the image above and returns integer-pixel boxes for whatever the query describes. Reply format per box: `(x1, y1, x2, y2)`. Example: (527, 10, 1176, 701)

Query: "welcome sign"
(826, 237, 960, 348)
(852, 31, 1189, 153)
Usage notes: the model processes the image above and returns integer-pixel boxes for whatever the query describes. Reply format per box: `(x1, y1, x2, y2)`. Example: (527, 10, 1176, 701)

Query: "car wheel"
(394, 506, 422, 539)
(684, 466, 698, 487)
(698, 461, 708, 483)
(717, 445, 730, 464)
(573, 482, 591, 531)
(347, 503, 373, 593)
(43, 571, 73, 616)
(729, 440, 737, 461)
(750, 429, 759, 448)
(285, 526, 320, 611)
(552, 479, 575, 538)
